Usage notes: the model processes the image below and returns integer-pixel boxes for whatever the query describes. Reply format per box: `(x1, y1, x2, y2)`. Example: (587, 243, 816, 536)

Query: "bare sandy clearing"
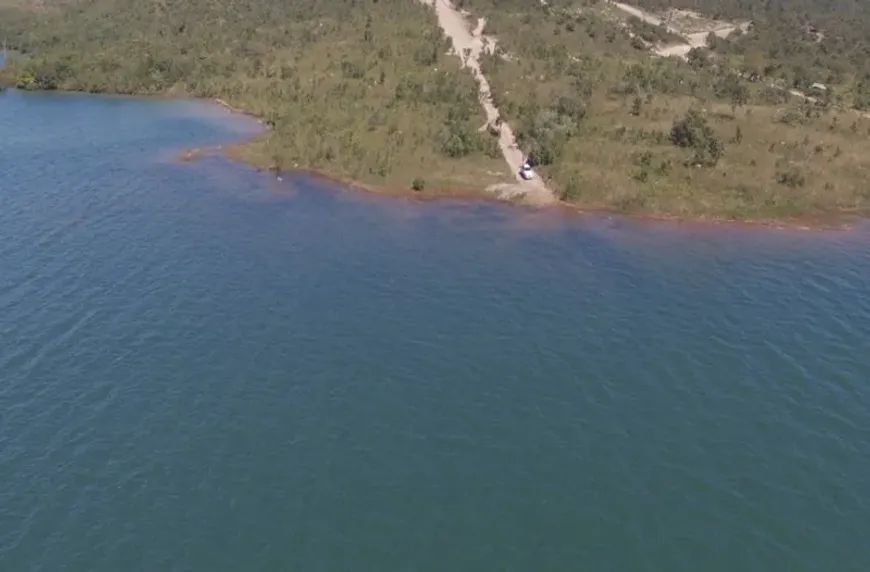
(611, 2, 749, 59)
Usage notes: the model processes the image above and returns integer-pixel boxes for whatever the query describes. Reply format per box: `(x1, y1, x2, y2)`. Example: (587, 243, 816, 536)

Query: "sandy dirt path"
(613, 4, 870, 119)
(420, 0, 555, 205)
(612, 2, 746, 59)
(613, 1, 666, 27)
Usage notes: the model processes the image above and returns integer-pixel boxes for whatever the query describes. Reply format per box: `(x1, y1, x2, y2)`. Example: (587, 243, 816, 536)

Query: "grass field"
(476, 1, 870, 220)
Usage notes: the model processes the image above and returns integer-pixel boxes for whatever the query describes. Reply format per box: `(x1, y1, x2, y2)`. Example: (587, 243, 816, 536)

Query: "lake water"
(1, 89, 869, 572)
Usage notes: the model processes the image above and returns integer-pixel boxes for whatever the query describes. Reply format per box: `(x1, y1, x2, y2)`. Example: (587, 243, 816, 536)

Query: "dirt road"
(420, 0, 555, 205)
(612, 2, 748, 59)
(612, 3, 870, 119)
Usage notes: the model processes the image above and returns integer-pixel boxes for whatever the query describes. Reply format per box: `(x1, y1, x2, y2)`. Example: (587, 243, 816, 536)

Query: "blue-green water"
(1, 89, 869, 571)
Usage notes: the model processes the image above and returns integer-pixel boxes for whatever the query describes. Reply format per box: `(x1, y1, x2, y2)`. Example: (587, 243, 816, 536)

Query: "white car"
(520, 163, 535, 180)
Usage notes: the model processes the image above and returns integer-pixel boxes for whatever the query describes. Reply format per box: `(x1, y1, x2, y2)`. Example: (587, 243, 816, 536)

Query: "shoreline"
(179, 124, 859, 232)
(211, 98, 266, 126)
(188, 143, 860, 231)
(1, 86, 861, 230)
(196, 94, 865, 231)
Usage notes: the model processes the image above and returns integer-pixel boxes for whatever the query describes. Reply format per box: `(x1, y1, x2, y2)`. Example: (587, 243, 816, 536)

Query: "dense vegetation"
(3, 0, 870, 221)
(0, 0, 505, 192)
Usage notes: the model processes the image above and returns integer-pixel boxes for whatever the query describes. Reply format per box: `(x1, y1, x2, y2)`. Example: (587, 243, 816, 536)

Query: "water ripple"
(1, 91, 869, 572)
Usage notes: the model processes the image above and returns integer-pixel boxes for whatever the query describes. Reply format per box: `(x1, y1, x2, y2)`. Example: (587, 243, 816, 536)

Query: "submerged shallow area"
(1, 90, 869, 571)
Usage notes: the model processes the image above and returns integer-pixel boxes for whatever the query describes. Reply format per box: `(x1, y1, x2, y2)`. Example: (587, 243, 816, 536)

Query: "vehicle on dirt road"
(520, 161, 535, 180)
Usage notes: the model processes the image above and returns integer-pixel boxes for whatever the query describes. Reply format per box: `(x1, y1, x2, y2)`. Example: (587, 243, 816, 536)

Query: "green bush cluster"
(670, 109, 725, 167)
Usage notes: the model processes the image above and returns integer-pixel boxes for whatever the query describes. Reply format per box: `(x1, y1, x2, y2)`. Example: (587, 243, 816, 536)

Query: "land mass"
(2, 0, 870, 222)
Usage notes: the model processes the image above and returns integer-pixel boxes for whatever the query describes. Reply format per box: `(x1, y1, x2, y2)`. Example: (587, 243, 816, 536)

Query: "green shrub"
(776, 169, 805, 188)
(670, 109, 724, 167)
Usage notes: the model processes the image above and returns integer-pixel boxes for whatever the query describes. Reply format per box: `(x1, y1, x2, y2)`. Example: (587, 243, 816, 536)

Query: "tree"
(715, 74, 749, 115)
(790, 65, 812, 92)
(687, 47, 710, 69)
(630, 94, 642, 116)
(705, 31, 718, 48)
(742, 50, 765, 81)
(819, 85, 836, 108)
(776, 169, 805, 188)
(853, 74, 870, 110)
(439, 121, 481, 158)
(670, 108, 724, 167)
(364, 15, 373, 42)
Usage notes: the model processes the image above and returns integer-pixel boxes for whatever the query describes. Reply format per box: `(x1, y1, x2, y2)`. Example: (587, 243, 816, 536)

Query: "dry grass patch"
(473, 1, 870, 220)
(545, 96, 870, 219)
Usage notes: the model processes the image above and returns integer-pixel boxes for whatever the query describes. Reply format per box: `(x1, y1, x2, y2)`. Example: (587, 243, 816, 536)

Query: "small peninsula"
(2, 0, 870, 222)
